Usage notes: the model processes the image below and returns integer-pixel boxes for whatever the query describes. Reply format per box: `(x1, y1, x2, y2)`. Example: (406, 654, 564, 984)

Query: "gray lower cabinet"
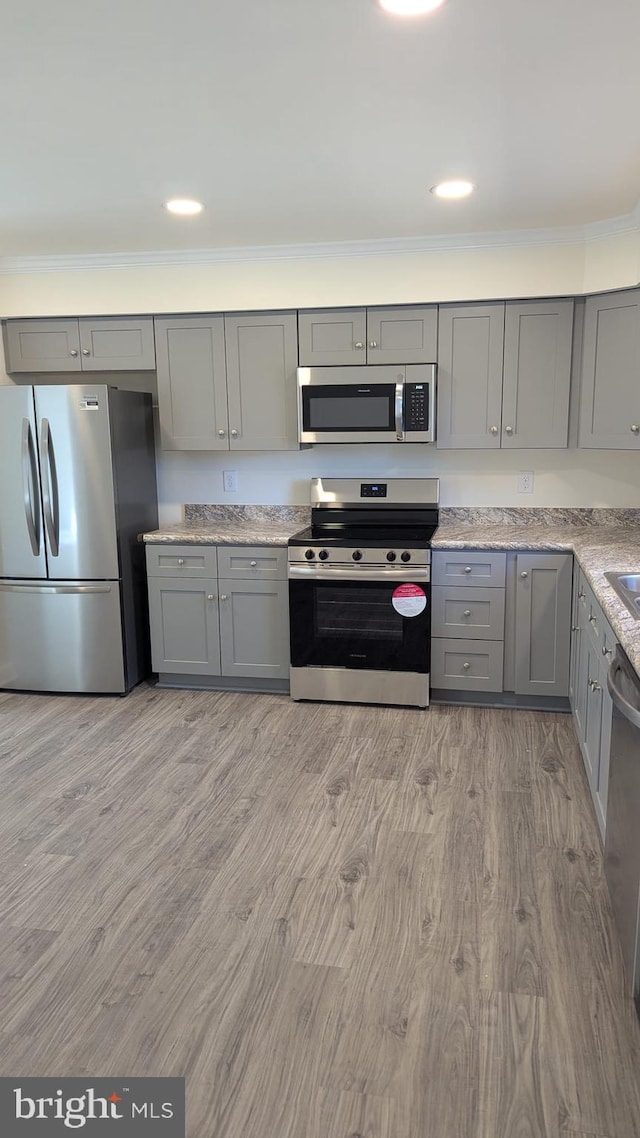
(298, 305, 437, 366)
(148, 576, 221, 676)
(218, 579, 289, 679)
(146, 543, 289, 687)
(513, 552, 572, 698)
(431, 551, 506, 694)
(155, 311, 299, 452)
(4, 317, 155, 373)
(436, 300, 573, 449)
(570, 565, 618, 839)
(579, 288, 640, 449)
(432, 549, 572, 704)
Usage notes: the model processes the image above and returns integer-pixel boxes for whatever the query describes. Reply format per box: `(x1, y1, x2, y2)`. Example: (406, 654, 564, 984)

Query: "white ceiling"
(1, 0, 639, 257)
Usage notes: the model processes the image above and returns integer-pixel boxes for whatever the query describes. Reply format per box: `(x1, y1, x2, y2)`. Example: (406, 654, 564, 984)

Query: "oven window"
(315, 586, 403, 641)
(303, 385, 395, 432)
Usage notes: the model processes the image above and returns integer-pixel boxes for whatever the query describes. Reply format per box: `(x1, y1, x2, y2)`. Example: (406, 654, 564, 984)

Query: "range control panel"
(405, 383, 429, 431)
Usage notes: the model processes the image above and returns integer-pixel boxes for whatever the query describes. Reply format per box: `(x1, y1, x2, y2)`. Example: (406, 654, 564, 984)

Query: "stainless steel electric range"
(288, 477, 439, 708)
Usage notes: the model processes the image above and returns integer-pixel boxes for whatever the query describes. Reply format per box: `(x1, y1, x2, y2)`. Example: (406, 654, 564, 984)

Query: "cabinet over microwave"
(297, 364, 436, 445)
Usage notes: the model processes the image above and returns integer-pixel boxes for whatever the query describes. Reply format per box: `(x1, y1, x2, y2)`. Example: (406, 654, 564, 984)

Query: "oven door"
(289, 569, 430, 674)
(297, 366, 403, 444)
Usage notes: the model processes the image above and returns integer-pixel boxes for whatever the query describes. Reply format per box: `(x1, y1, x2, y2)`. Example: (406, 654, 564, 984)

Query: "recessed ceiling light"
(379, 0, 446, 15)
(430, 180, 476, 200)
(164, 199, 204, 216)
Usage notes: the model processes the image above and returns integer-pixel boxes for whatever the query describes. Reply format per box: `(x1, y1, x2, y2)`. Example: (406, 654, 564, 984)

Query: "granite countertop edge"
(142, 520, 303, 546)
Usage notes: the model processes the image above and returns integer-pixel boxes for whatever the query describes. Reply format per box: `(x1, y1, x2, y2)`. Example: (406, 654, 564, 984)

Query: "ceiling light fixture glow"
(430, 180, 476, 200)
(379, 0, 446, 15)
(164, 198, 204, 216)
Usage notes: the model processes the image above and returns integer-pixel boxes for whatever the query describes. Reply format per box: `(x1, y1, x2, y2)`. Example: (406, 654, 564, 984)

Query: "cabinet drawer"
(216, 546, 287, 579)
(432, 551, 507, 588)
(146, 544, 218, 578)
(431, 638, 504, 692)
(431, 586, 505, 640)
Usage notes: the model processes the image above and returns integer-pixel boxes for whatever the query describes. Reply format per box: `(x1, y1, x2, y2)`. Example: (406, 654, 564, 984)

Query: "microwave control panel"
(405, 383, 429, 431)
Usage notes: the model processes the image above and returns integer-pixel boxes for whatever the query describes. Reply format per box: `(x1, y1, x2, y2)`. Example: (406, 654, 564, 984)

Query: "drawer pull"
(177, 558, 185, 567)
(578, 590, 585, 600)
(602, 645, 612, 657)
(464, 566, 472, 575)
(463, 609, 471, 617)
(463, 661, 471, 670)
(250, 560, 257, 567)
(588, 615, 596, 624)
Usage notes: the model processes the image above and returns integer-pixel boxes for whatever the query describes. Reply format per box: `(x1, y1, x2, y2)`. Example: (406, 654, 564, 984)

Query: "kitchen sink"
(605, 572, 640, 619)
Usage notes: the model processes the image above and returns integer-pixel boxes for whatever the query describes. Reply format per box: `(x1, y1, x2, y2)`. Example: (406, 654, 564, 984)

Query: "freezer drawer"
(0, 580, 125, 693)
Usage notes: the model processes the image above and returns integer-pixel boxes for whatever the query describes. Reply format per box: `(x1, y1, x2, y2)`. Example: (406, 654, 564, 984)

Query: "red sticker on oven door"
(392, 583, 427, 617)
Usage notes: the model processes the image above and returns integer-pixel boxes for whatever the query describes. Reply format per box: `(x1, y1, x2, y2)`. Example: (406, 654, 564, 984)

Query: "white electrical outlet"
(223, 470, 238, 493)
(518, 471, 534, 494)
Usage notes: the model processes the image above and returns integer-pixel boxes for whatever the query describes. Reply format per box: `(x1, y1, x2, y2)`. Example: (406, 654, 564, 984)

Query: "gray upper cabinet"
(4, 319, 82, 373)
(437, 300, 573, 450)
(298, 305, 437, 366)
(77, 318, 156, 371)
(155, 315, 229, 451)
(437, 303, 505, 449)
(4, 317, 154, 373)
(513, 552, 572, 698)
(365, 306, 437, 364)
(578, 289, 640, 449)
(298, 308, 367, 365)
(224, 311, 299, 451)
(501, 300, 573, 449)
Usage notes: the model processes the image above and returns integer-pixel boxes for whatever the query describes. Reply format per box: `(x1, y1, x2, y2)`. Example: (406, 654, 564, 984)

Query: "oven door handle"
(288, 564, 430, 583)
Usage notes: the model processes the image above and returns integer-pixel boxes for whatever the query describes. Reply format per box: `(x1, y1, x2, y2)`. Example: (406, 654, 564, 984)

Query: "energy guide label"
(392, 583, 426, 617)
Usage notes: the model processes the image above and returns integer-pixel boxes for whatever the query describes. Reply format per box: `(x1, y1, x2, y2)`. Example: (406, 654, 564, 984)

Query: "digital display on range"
(360, 483, 387, 497)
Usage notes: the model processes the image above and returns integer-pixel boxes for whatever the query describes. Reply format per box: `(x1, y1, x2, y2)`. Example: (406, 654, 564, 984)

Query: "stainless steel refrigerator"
(0, 384, 158, 693)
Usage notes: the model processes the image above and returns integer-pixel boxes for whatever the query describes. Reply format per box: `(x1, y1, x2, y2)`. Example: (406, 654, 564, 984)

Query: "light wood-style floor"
(1, 684, 639, 1137)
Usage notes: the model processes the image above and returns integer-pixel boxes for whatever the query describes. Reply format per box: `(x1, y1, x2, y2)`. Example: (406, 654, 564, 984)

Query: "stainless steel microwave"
(297, 364, 436, 444)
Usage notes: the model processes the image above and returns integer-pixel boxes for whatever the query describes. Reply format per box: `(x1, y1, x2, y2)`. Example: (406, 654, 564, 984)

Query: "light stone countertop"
(434, 523, 640, 677)
(142, 520, 301, 546)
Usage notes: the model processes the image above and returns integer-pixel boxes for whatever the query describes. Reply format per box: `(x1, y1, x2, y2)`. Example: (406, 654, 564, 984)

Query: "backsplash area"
(157, 446, 640, 525)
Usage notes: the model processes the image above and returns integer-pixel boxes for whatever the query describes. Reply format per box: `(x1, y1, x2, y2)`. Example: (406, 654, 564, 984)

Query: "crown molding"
(0, 207, 638, 275)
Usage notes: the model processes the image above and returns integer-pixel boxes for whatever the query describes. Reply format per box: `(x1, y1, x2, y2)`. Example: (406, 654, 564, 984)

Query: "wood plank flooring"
(0, 685, 639, 1137)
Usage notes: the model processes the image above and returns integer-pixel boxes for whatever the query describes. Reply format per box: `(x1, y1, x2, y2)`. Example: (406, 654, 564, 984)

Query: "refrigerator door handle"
(0, 583, 112, 594)
(40, 417, 60, 557)
(22, 417, 41, 556)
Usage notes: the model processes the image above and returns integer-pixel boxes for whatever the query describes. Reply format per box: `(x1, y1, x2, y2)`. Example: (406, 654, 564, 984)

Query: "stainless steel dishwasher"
(605, 647, 640, 1018)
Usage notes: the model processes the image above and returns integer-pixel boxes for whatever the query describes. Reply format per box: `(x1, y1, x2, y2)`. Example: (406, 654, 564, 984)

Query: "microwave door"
(297, 370, 401, 444)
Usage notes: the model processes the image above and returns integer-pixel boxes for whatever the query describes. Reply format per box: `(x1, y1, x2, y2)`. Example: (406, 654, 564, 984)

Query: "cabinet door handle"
(70, 348, 78, 357)
(602, 645, 612, 657)
(588, 614, 596, 624)
(572, 626, 579, 632)
(631, 424, 639, 434)
(220, 594, 228, 601)
(369, 340, 377, 349)
(578, 590, 586, 600)
(463, 609, 471, 617)
(218, 429, 226, 437)
(82, 348, 90, 356)
(231, 428, 238, 438)
(520, 571, 528, 579)
(207, 594, 215, 601)
(355, 341, 365, 350)
(504, 425, 513, 435)
(464, 566, 472, 574)
(490, 425, 499, 435)
(589, 678, 601, 692)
